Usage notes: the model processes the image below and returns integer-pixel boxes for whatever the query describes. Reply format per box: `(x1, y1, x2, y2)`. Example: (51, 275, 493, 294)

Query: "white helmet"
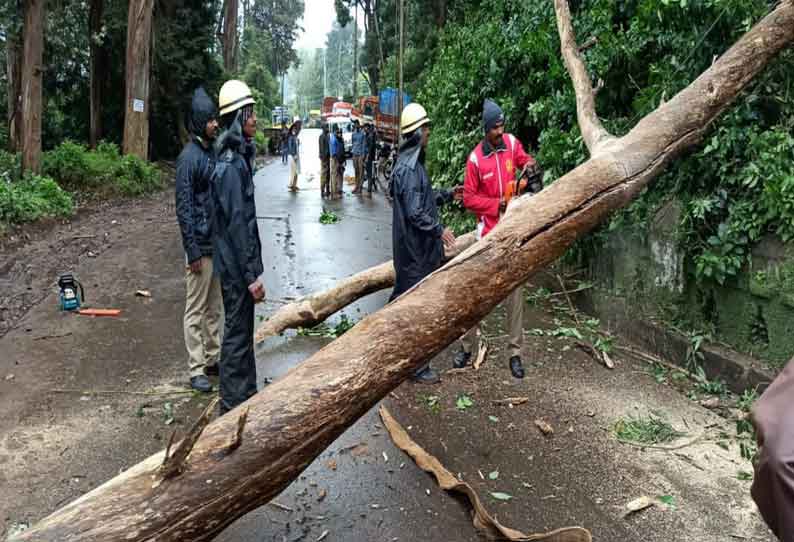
(218, 80, 255, 116)
(400, 103, 429, 135)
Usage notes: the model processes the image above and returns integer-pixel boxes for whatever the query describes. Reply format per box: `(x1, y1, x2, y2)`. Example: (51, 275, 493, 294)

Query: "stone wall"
(571, 198, 794, 369)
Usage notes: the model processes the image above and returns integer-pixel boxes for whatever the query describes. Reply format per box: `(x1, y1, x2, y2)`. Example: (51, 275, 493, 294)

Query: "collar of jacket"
(481, 134, 507, 157)
(397, 130, 424, 170)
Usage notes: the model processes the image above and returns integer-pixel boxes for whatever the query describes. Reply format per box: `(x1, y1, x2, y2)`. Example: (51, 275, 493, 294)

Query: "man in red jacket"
(455, 99, 539, 379)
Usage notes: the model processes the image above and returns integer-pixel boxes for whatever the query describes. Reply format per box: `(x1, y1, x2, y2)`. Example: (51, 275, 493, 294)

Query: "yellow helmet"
(218, 80, 255, 117)
(400, 102, 430, 135)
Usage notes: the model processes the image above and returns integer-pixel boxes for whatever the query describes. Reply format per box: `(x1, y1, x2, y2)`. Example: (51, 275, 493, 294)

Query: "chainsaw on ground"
(58, 273, 85, 311)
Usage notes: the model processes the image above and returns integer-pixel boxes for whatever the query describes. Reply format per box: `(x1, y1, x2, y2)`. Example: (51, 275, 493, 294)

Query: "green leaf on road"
(488, 415, 499, 423)
(456, 394, 474, 411)
(488, 470, 499, 480)
(657, 495, 675, 508)
(490, 492, 512, 501)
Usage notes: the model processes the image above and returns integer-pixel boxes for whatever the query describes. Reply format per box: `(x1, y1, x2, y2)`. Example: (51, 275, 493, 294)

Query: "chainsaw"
(504, 163, 544, 204)
(58, 273, 85, 311)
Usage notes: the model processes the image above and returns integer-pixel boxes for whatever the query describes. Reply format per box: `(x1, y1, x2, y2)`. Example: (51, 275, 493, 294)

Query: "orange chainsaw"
(504, 163, 543, 204)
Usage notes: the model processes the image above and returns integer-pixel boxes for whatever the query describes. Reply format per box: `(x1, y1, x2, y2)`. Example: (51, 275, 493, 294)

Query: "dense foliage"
(416, 0, 794, 286)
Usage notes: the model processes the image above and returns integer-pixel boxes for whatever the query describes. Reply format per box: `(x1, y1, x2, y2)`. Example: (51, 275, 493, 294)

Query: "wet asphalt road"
(215, 129, 482, 542)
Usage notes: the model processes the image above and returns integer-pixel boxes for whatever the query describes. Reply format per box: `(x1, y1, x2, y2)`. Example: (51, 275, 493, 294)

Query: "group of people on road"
(316, 121, 380, 200)
(175, 80, 264, 415)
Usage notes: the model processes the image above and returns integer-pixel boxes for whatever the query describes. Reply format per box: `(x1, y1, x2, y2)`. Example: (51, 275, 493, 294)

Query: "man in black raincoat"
(389, 102, 460, 384)
(175, 87, 221, 393)
(211, 80, 265, 414)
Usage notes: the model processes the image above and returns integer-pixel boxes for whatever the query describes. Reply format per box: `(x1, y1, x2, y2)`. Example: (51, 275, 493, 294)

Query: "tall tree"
(5, 23, 22, 151)
(221, 0, 238, 72)
(122, 0, 154, 159)
(335, 0, 382, 95)
(249, 0, 303, 77)
(88, 0, 105, 147)
(20, 0, 44, 172)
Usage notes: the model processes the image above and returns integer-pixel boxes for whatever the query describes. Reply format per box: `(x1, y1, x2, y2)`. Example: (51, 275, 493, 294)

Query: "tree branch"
(553, 0, 615, 155)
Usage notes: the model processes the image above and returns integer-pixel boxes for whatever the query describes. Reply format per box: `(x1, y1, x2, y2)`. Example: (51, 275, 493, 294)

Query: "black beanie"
(483, 99, 504, 133)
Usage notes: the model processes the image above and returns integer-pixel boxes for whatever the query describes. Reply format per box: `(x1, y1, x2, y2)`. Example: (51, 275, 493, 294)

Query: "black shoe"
(453, 350, 471, 369)
(509, 356, 525, 379)
(411, 367, 440, 384)
(190, 374, 213, 393)
(204, 364, 219, 376)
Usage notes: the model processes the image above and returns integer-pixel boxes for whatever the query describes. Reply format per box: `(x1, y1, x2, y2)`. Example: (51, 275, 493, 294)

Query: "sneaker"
(509, 356, 525, 379)
(411, 366, 440, 384)
(190, 374, 213, 393)
(453, 350, 471, 369)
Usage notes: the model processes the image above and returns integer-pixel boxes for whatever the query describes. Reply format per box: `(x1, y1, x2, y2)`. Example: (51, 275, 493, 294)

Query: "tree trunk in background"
(122, 0, 154, 159)
(6, 29, 22, 152)
(222, 0, 238, 72)
(435, 0, 446, 27)
(8, 3, 794, 541)
(89, 0, 104, 148)
(20, 0, 44, 173)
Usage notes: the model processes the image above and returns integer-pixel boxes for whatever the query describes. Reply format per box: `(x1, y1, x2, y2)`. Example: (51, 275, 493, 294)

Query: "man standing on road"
(455, 99, 542, 379)
(351, 122, 367, 194)
(365, 123, 378, 196)
(389, 102, 461, 384)
(211, 80, 266, 415)
(175, 87, 221, 394)
(287, 117, 302, 192)
(329, 127, 340, 200)
(334, 125, 346, 198)
(319, 123, 331, 199)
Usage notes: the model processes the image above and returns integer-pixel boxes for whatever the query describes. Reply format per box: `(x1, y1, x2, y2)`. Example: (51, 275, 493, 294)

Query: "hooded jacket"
(389, 130, 453, 299)
(175, 87, 217, 263)
(210, 113, 263, 286)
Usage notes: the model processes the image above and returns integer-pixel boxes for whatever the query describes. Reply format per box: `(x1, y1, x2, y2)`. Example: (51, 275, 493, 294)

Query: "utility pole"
(353, 3, 358, 98)
(398, 0, 404, 145)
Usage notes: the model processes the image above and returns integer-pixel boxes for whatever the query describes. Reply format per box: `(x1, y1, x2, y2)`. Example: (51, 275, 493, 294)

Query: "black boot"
(190, 374, 213, 393)
(453, 350, 471, 369)
(509, 356, 525, 379)
(411, 366, 440, 384)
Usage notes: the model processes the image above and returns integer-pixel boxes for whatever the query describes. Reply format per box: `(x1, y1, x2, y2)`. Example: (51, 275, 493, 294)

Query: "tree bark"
(89, 0, 104, 148)
(10, 2, 794, 541)
(6, 27, 22, 153)
(254, 233, 476, 343)
(20, 0, 44, 173)
(122, 0, 154, 159)
(222, 0, 238, 72)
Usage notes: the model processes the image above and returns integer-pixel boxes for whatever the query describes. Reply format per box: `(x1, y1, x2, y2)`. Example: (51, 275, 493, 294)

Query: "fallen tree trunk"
(254, 232, 476, 343)
(13, 2, 794, 541)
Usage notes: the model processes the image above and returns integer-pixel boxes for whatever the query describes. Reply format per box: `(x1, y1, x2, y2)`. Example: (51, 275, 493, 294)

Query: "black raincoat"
(210, 113, 264, 414)
(389, 130, 453, 301)
(175, 88, 217, 263)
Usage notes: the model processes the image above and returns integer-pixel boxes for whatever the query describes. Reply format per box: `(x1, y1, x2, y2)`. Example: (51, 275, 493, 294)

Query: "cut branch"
(553, 0, 615, 155)
(254, 232, 476, 343)
(10, 3, 794, 541)
(157, 397, 218, 481)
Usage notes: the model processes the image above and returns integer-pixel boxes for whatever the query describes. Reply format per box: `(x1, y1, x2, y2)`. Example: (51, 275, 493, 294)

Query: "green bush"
(42, 140, 162, 196)
(0, 151, 21, 183)
(254, 131, 269, 156)
(0, 173, 74, 224)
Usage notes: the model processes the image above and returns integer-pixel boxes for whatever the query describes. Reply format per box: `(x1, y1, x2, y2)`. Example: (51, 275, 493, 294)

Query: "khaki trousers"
(184, 256, 223, 377)
(460, 287, 524, 358)
(330, 157, 339, 195)
(353, 155, 365, 191)
(320, 159, 330, 196)
(288, 155, 300, 189)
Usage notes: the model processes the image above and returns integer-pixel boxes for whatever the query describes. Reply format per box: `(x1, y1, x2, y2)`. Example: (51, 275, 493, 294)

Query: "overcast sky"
(295, 0, 338, 51)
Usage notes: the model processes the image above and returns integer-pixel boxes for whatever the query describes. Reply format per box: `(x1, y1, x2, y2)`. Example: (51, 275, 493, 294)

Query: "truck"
(356, 88, 411, 145)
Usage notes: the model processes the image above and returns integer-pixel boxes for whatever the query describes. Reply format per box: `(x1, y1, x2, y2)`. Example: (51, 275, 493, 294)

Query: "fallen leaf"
(326, 459, 337, 471)
(5, 374, 15, 381)
(488, 415, 499, 423)
(624, 496, 655, 517)
(657, 495, 675, 508)
(490, 492, 513, 501)
(602, 351, 615, 369)
(317, 488, 327, 502)
(382, 451, 389, 462)
(534, 418, 554, 436)
(488, 470, 499, 480)
(135, 289, 152, 298)
(317, 530, 329, 541)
